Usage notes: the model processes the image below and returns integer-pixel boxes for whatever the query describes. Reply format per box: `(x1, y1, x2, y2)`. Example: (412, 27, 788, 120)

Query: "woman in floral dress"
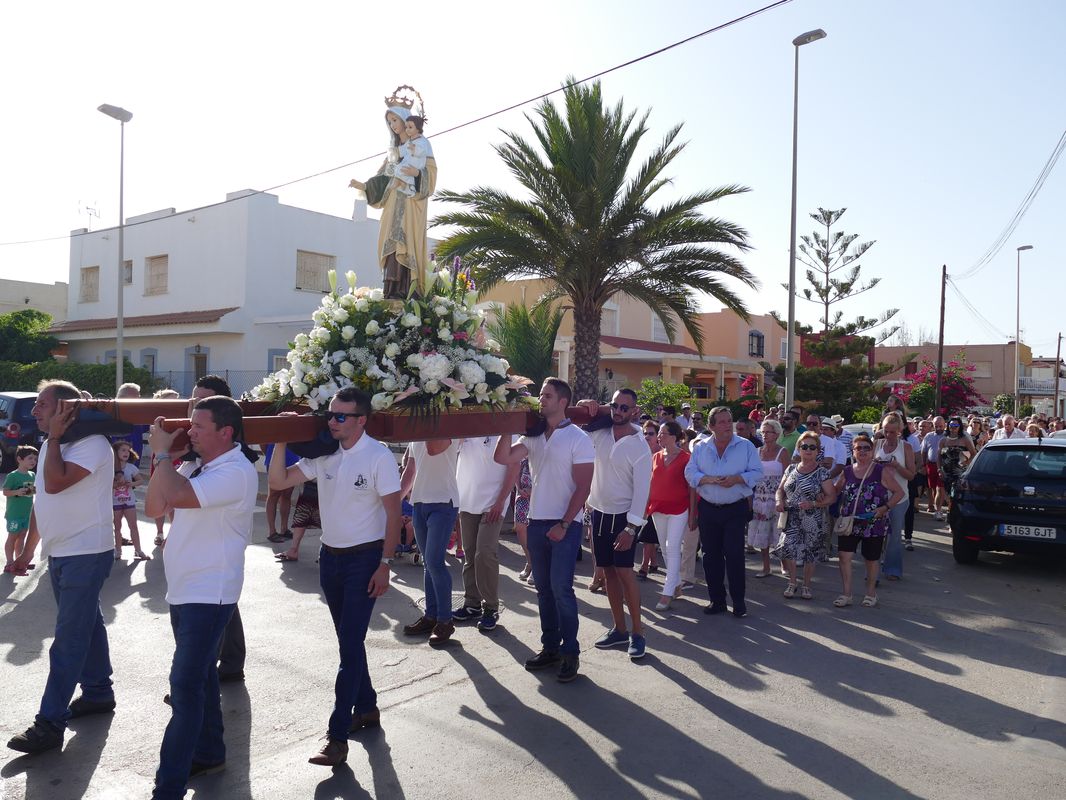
(773, 431, 836, 600)
(747, 419, 792, 578)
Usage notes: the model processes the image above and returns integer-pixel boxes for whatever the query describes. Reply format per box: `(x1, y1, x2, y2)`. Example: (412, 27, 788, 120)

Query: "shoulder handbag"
(833, 466, 873, 536)
(776, 465, 794, 531)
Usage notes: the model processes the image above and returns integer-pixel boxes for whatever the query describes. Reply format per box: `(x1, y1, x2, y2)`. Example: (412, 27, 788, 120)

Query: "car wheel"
(952, 532, 980, 565)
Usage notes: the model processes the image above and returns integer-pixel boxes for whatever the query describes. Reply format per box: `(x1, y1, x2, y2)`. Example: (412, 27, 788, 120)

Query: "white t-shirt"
(586, 426, 652, 526)
(299, 433, 400, 547)
(520, 422, 595, 520)
(33, 435, 114, 557)
(821, 435, 848, 468)
(456, 436, 513, 515)
(992, 427, 1026, 440)
(164, 444, 258, 605)
(408, 440, 459, 505)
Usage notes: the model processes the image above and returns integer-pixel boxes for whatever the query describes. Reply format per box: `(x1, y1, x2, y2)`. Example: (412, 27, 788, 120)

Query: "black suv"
(948, 438, 1066, 564)
(0, 392, 39, 472)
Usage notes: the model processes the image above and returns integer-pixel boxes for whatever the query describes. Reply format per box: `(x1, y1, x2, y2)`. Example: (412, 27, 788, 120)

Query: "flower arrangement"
(249, 260, 535, 416)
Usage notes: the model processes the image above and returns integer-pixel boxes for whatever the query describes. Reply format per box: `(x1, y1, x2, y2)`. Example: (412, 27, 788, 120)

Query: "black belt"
(322, 540, 384, 556)
(699, 498, 748, 508)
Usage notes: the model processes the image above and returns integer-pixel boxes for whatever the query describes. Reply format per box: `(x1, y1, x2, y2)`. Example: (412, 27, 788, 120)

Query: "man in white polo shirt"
(268, 387, 402, 768)
(451, 436, 520, 632)
(577, 389, 652, 660)
(495, 377, 594, 683)
(6, 381, 116, 756)
(144, 395, 258, 798)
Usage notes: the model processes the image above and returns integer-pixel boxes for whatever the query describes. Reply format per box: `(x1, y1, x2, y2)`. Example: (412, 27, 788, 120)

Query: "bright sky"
(3, 1, 1063, 358)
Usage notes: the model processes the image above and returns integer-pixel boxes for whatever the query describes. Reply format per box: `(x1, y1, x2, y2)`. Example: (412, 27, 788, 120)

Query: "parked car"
(948, 437, 1066, 564)
(0, 392, 39, 472)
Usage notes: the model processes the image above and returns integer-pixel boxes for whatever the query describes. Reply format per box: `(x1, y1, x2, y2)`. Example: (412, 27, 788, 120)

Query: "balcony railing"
(1018, 376, 1066, 396)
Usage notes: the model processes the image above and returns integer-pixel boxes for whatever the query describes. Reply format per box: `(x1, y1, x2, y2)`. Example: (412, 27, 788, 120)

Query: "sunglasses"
(798, 444, 819, 451)
(948, 422, 961, 427)
(324, 411, 364, 423)
(644, 431, 657, 437)
(609, 402, 633, 412)
(853, 445, 872, 451)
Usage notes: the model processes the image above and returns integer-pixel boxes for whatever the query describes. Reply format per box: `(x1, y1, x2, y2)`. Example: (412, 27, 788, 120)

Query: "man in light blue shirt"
(685, 407, 763, 618)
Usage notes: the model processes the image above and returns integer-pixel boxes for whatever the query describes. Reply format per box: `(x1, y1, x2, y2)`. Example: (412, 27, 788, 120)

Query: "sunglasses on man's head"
(798, 444, 819, 451)
(609, 402, 633, 412)
(324, 411, 363, 423)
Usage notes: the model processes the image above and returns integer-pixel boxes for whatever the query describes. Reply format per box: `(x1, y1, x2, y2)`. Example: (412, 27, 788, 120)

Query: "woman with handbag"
(831, 433, 905, 608)
(773, 431, 836, 600)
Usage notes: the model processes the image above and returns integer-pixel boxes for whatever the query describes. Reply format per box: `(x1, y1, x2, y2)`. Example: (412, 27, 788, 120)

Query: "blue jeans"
(153, 602, 235, 800)
(412, 501, 458, 623)
(37, 550, 115, 730)
(319, 544, 382, 740)
(882, 499, 909, 578)
(526, 519, 582, 656)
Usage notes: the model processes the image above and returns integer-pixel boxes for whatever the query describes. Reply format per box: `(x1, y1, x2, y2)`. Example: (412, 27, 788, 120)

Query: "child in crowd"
(112, 441, 148, 561)
(3, 445, 38, 575)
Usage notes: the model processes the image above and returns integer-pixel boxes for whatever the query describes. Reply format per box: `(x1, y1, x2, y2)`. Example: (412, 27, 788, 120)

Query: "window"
(142, 353, 156, 375)
(123, 259, 133, 285)
(79, 266, 99, 303)
(296, 250, 335, 292)
(748, 330, 765, 358)
(971, 361, 993, 379)
(145, 255, 168, 295)
(600, 307, 618, 336)
(651, 313, 669, 343)
(272, 354, 289, 371)
(779, 338, 788, 361)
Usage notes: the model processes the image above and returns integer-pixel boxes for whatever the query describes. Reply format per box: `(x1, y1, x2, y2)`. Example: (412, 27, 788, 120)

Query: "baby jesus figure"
(391, 116, 428, 197)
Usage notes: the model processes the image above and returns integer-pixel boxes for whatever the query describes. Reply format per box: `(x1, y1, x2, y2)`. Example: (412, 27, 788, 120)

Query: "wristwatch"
(623, 525, 638, 535)
(381, 557, 394, 566)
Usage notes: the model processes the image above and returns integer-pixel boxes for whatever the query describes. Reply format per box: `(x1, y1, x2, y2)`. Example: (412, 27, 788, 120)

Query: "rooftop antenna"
(79, 201, 100, 231)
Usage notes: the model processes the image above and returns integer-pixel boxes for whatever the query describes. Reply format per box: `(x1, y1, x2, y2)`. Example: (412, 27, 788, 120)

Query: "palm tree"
(487, 301, 565, 389)
(433, 79, 757, 400)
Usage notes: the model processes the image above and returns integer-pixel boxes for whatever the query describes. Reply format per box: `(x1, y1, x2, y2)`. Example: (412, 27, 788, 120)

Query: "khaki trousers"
(458, 511, 502, 611)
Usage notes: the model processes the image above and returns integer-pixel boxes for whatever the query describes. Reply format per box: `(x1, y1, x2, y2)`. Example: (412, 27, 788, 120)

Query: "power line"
(955, 127, 1066, 280)
(0, 0, 794, 250)
(946, 276, 1009, 340)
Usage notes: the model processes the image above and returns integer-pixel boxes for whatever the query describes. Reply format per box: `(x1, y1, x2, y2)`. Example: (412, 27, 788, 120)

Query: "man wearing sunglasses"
(576, 389, 653, 660)
(267, 388, 402, 767)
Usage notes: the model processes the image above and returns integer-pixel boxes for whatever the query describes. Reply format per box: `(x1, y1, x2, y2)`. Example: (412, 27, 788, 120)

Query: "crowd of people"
(2, 374, 1059, 796)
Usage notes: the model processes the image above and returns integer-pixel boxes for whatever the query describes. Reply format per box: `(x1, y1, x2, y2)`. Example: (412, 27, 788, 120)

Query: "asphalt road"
(0, 507, 1064, 800)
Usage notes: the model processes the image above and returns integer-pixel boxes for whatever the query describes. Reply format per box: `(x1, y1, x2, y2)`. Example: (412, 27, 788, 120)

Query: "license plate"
(999, 524, 1057, 539)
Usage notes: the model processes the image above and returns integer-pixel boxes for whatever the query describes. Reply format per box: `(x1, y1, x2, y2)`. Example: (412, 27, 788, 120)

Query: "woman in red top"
(748, 401, 766, 424)
(646, 421, 693, 611)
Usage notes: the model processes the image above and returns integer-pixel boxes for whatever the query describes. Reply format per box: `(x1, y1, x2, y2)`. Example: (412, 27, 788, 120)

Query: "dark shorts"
(590, 509, 638, 568)
(837, 534, 885, 561)
(291, 494, 321, 530)
(637, 516, 658, 544)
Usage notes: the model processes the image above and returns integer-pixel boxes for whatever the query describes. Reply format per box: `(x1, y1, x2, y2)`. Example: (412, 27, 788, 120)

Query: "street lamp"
(98, 103, 133, 392)
(1015, 244, 1033, 415)
(784, 28, 827, 410)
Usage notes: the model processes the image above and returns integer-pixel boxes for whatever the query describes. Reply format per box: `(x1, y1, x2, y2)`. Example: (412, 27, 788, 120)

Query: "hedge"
(0, 361, 158, 397)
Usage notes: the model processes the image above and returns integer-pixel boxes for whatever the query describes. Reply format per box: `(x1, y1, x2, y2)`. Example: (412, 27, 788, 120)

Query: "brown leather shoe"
(429, 621, 455, 645)
(308, 738, 348, 766)
(349, 708, 381, 733)
(402, 616, 436, 636)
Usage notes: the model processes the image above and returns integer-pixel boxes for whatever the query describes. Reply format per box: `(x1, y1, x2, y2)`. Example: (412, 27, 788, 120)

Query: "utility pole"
(1054, 332, 1063, 418)
(934, 265, 947, 414)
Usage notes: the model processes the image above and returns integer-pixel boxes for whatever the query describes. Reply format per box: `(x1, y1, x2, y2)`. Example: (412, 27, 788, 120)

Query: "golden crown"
(384, 85, 426, 121)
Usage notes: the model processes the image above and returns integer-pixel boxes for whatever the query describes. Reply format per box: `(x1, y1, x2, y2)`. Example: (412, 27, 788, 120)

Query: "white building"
(53, 191, 384, 396)
(0, 278, 68, 322)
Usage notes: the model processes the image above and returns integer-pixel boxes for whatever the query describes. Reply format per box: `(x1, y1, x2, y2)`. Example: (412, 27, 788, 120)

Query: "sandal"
(799, 586, 813, 600)
(587, 578, 605, 593)
(862, 595, 878, 607)
(267, 533, 286, 543)
(636, 569, 648, 582)
(275, 553, 299, 562)
(753, 570, 771, 578)
(833, 594, 852, 607)
(783, 583, 797, 599)
(154, 535, 165, 546)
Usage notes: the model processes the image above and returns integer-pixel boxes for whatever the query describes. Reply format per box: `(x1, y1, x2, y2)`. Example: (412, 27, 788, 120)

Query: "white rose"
(340, 325, 356, 341)
(312, 310, 327, 325)
(401, 313, 420, 327)
(339, 294, 355, 309)
(294, 333, 309, 347)
(382, 376, 398, 391)
(311, 327, 331, 344)
(385, 342, 400, 358)
(369, 288, 384, 301)
(424, 379, 440, 394)
(339, 361, 355, 378)
(484, 339, 501, 352)
(371, 392, 391, 411)
(355, 298, 369, 312)
(365, 320, 380, 335)
(438, 327, 453, 342)
(332, 308, 349, 323)
(291, 380, 308, 397)
(285, 351, 300, 365)
(406, 353, 424, 368)
(433, 304, 448, 316)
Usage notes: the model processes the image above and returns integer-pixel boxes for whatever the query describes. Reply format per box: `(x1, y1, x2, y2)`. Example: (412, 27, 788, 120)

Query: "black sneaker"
(732, 604, 748, 618)
(477, 610, 499, 631)
(7, 721, 62, 754)
(282, 529, 293, 540)
(557, 656, 580, 683)
(703, 603, 728, 615)
(68, 695, 116, 719)
(905, 540, 915, 551)
(451, 605, 482, 623)
(524, 649, 561, 671)
(189, 760, 226, 779)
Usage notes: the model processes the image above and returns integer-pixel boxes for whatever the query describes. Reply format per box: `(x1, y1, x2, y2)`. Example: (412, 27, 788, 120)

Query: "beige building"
(0, 278, 68, 322)
(478, 279, 793, 401)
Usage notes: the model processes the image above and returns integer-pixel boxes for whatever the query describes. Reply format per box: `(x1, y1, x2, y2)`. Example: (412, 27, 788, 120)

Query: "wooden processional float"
(58, 398, 595, 451)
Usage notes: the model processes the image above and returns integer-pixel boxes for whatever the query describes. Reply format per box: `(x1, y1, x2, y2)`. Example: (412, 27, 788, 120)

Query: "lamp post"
(1015, 244, 1033, 415)
(784, 28, 827, 410)
(98, 104, 133, 392)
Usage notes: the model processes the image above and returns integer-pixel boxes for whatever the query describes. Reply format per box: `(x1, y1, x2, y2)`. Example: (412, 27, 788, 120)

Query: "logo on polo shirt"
(354, 474, 367, 489)
(325, 472, 335, 481)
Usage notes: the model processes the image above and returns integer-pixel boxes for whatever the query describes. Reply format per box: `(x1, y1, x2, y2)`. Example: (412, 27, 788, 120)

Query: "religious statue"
(349, 85, 437, 300)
